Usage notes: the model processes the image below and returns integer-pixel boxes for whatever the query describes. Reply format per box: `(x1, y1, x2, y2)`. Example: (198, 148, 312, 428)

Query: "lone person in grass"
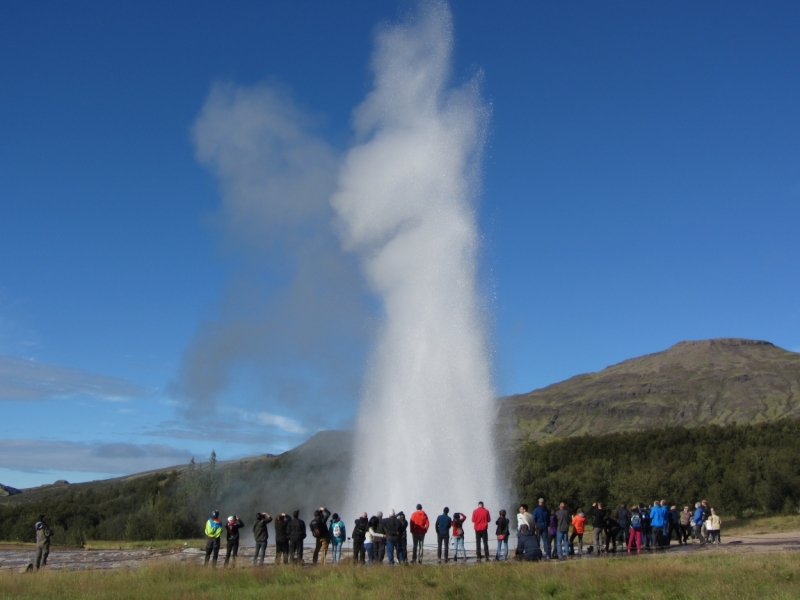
(34, 514, 52, 570)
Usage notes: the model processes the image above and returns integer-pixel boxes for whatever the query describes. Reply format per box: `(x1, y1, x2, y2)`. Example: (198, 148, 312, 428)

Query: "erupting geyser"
(334, 2, 499, 526)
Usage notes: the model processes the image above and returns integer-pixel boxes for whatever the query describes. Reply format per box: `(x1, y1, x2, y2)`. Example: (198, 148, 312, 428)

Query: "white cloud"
(0, 439, 191, 476)
(256, 411, 307, 434)
(0, 354, 148, 401)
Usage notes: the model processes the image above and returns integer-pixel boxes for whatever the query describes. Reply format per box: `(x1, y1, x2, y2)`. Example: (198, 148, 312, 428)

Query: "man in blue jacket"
(692, 502, 706, 544)
(435, 507, 452, 563)
(532, 498, 550, 558)
(649, 501, 667, 547)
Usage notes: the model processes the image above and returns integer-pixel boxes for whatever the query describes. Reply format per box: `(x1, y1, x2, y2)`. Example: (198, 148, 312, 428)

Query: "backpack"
(631, 513, 642, 529)
(333, 521, 342, 538)
(310, 519, 322, 538)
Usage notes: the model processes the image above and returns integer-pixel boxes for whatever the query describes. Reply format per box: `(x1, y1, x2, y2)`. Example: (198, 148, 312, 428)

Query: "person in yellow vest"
(204, 510, 223, 567)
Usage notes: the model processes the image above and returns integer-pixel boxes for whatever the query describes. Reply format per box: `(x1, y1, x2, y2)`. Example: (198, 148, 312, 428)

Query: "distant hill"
(498, 338, 800, 443)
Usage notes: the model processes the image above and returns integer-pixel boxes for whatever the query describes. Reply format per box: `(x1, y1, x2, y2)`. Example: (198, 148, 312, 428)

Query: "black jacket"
(496, 517, 510, 537)
(382, 516, 401, 542)
(616, 507, 631, 528)
(274, 516, 291, 544)
(312, 509, 331, 540)
(286, 517, 307, 541)
(587, 507, 607, 529)
(516, 530, 542, 560)
(352, 517, 368, 541)
(226, 518, 244, 542)
(253, 515, 272, 543)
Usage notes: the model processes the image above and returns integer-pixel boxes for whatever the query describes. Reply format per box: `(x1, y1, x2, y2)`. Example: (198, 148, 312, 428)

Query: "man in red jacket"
(410, 503, 430, 564)
(472, 501, 491, 561)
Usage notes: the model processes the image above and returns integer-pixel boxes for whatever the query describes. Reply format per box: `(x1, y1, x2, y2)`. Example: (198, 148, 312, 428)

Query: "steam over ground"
(187, 1, 498, 525)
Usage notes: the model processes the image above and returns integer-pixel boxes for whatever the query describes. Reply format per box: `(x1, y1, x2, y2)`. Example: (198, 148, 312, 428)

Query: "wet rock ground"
(1, 530, 798, 572)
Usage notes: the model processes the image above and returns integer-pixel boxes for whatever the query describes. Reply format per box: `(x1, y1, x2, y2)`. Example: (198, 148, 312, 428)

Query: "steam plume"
(334, 2, 498, 521)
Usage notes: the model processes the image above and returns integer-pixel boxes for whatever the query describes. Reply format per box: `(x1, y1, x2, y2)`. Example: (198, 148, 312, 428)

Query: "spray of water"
(333, 2, 499, 529)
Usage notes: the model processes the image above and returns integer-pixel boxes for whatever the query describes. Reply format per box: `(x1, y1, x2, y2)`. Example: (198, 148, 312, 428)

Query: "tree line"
(515, 417, 800, 516)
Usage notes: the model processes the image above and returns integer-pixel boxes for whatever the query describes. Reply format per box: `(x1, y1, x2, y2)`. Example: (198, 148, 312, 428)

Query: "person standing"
(679, 506, 693, 544)
(382, 510, 401, 565)
(435, 507, 452, 563)
(252, 512, 272, 566)
(410, 504, 430, 564)
(495, 509, 510, 560)
(364, 518, 376, 565)
(224, 515, 244, 567)
(34, 514, 52, 570)
(274, 513, 291, 564)
(628, 507, 643, 554)
(603, 515, 622, 553)
(352, 512, 369, 564)
(570, 508, 586, 555)
(374, 511, 386, 563)
(517, 504, 534, 537)
(397, 511, 409, 563)
(707, 508, 722, 544)
(472, 501, 491, 561)
(640, 504, 653, 548)
(587, 502, 606, 554)
(692, 502, 706, 544)
(649, 501, 667, 548)
(367, 516, 383, 565)
(287, 509, 307, 563)
(532, 498, 551, 558)
(555, 503, 570, 558)
(616, 503, 630, 551)
(451, 512, 467, 561)
(204, 510, 223, 567)
(328, 513, 346, 563)
(311, 507, 331, 565)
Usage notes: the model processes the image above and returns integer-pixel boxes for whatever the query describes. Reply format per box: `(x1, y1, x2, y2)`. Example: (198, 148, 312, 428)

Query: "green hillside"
(498, 338, 800, 443)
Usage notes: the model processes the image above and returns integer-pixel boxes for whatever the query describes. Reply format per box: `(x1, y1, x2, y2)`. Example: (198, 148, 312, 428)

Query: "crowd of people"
(199, 497, 723, 567)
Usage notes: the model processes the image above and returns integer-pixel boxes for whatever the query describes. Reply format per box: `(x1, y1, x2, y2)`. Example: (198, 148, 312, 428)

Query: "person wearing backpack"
(352, 512, 368, 564)
(495, 509, 510, 560)
(311, 507, 331, 565)
(328, 513, 346, 563)
(252, 512, 272, 566)
(451, 512, 467, 561)
(286, 509, 307, 563)
(628, 507, 643, 554)
(569, 508, 586, 555)
(435, 507, 452, 563)
(204, 510, 223, 567)
(34, 514, 52, 570)
(410, 504, 430, 564)
(640, 504, 653, 548)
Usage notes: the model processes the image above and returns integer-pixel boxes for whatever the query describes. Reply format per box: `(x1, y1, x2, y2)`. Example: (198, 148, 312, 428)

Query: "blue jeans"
(452, 536, 466, 559)
(332, 540, 342, 563)
(496, 537, 508, 560)
(253, 541, 267, 565)
(386, 539, 398, 565)
(364, 542, 374, 564)
(538, 531, 550, 557)
(556, 531, 569, 557)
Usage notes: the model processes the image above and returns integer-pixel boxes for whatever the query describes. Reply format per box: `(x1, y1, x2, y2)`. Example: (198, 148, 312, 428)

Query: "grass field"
(1, 551, 798, 599)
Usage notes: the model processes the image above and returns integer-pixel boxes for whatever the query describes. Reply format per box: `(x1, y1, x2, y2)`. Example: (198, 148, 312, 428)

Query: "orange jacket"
(572, 514, 586, 534)
(410, 510, 430, 535)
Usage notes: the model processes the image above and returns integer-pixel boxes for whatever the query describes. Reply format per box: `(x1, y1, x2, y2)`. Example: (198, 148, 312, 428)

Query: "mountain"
(497, 338, 800, 444)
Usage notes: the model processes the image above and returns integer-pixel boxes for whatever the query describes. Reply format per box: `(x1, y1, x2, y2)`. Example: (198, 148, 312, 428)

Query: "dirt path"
(1, 530, 798, 572)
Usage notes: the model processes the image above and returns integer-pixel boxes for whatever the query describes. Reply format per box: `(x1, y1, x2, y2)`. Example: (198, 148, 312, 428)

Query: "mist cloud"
(171, 85, 369, 428)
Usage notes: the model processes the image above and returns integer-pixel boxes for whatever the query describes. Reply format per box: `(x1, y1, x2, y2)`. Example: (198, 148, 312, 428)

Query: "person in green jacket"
(204, 510, 223, 567)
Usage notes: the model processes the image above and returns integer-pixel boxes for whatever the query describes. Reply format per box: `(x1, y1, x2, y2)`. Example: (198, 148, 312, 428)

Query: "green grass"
(722, 515, 800, 536)
(1, 552, 798, 599)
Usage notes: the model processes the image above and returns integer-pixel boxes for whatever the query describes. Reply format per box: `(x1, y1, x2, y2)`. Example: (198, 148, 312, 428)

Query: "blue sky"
(1, 0, 798, 488)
